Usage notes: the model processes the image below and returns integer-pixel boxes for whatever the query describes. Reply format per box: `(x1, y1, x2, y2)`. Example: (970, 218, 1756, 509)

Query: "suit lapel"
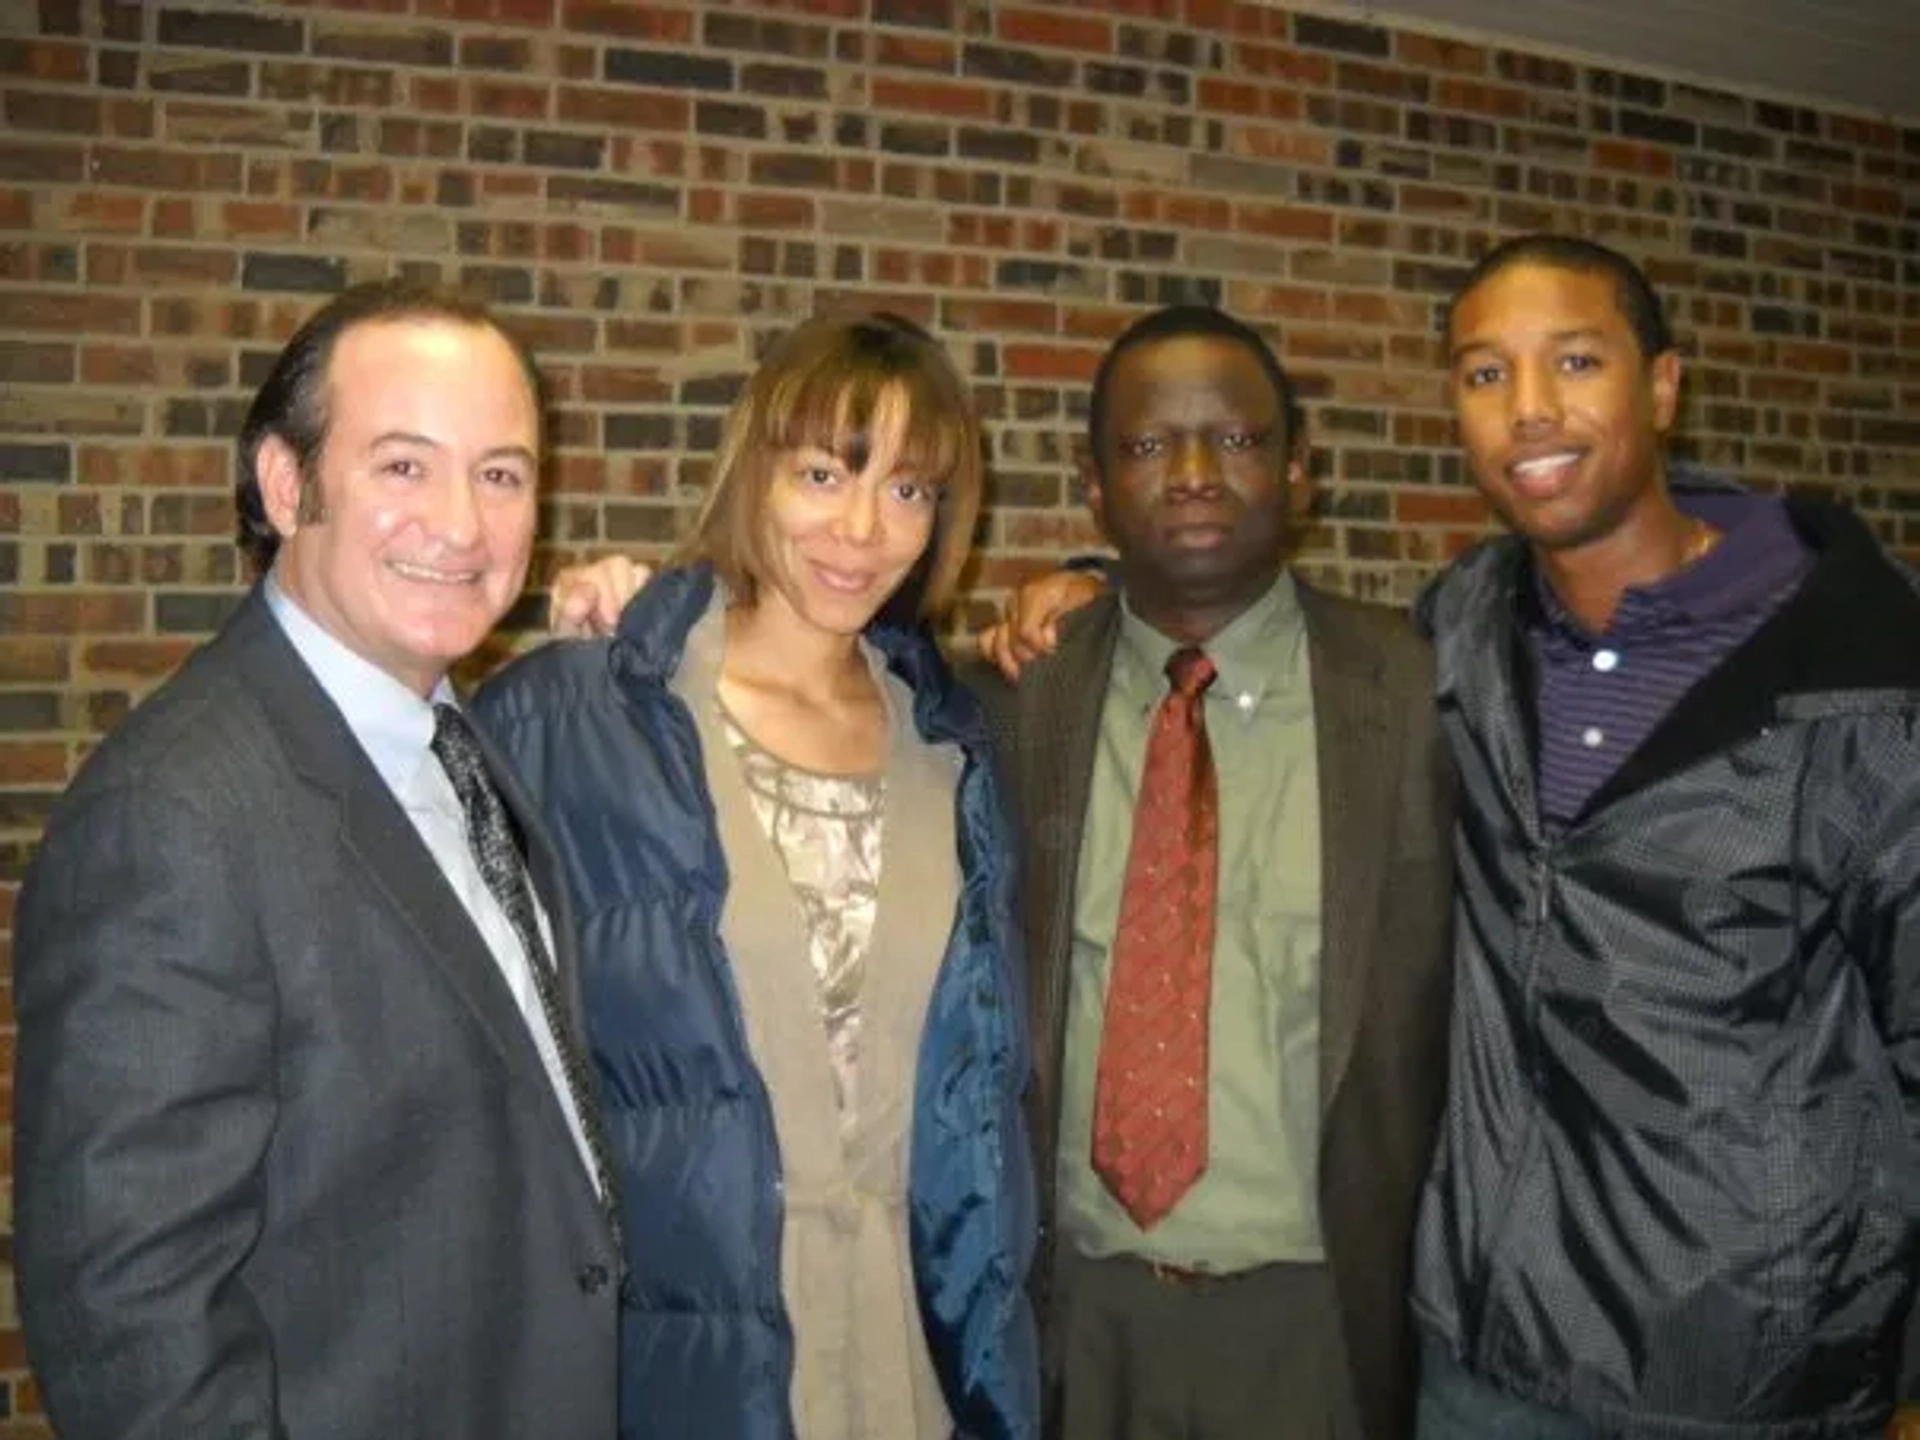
(225, 592, 564, 1099)
(1017, 596, 1122, 1131)
(1300, 586, 1399, 1123)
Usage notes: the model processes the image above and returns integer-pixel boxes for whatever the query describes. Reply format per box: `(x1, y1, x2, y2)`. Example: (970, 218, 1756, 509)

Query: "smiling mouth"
(810, 563, 879, 595)
(388, 560, 482, 586)
(1505, 450, 1585, 498)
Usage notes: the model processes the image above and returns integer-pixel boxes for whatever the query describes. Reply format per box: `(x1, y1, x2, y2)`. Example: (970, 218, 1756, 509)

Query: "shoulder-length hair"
(681, 311, 982, 619)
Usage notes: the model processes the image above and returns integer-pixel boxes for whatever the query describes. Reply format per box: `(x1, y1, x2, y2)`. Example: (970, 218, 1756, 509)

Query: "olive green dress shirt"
(1056, 572, 1325, 1271)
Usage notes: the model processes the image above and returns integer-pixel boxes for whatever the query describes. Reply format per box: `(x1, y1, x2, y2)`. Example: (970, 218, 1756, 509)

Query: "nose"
(835, 478, 881, 546)
(1510, 360, 1562, 434)
(1167, 433, 1222, 495)
(427, 473, 483, 548)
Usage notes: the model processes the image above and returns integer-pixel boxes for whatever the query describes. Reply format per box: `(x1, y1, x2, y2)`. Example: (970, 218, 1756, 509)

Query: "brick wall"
(1, 0, 1916, 1427)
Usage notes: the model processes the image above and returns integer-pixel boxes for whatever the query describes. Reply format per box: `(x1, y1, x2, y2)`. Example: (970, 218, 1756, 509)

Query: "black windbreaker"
(1413, 492, 1920, 1438)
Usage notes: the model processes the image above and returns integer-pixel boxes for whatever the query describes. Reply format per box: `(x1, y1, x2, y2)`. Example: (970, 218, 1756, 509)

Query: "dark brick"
(879, 121, 947, 156)
(240, 251, 346, 294)
(1700, 125, 1772, 160)
(1751, 305, 1817, 336)
(1784, 138, 1854, 172)
(872, 0, 955, 29)
(468, 126, 516, 163)
(958, 127, 1039, 166)
(1117, 269, 1217, 309)
(548, 176, 679, 211)
(748, 151, 835, 189)
(46, 544, 75, 584)
(459, 265, 533, 304)
(1393, 259, 1471, 295)
(436, 171, 475, 207)
(0, 443, 70, 484)
(963, 43, 1074, 89)
(606, 47, 731, 90)
(605, 412, 675, 450)
(161, 397, 250, 437)
(605, 502, 679, 543)
(525, 131, 604, 170)
(0, 141, 84, 183)
(1085, 61, 1147, 97)
(1119, 23, 1200, 68)
(156, 591, 240, 634)
(679, 373, 745, 406)
(704, 12, 831, 59)
(460, 36, 534, 71)
(1619, 108, 1696, 147)
(834, 113, 869, 148)
(696, 100, 766, 140)
(0, 692, 59, 731)
(1293, 14, 1389, 58)
(1689, 227, 1747, 260)
(158, 7, 303, 55)
(313, 24, 451, 67)
(779, 113, 821, 145)
(98, 48, 141, 88)
(739, 62, 824, 99)
(1756, 102, 1820, 135)
(1587, 68, 1665, 107)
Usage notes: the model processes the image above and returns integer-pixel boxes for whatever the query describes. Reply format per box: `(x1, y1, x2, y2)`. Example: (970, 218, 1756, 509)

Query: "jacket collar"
(609, 561, 986, 750)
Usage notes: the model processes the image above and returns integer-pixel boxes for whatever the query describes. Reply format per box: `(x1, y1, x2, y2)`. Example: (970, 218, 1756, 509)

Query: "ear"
(1284, 453, 1314, 521)
(256, 435, 307, 539)
(1078, 450, 1112, 543)
(1648, 350, 1681, 435)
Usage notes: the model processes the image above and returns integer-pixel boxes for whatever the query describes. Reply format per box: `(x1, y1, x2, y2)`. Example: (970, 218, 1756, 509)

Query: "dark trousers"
(1414, 1338, 1596, 1440)
(1050, 1248, 1365, 1440)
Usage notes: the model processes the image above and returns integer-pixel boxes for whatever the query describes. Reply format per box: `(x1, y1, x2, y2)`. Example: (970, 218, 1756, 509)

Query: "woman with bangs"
(474, 312, 1039, 1440)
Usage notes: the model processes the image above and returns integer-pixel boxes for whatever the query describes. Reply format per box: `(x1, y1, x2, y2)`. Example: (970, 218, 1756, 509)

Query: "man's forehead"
(1109, 334, 1276, 398)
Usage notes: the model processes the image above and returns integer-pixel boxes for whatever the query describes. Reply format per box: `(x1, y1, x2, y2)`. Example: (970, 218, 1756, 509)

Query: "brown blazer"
(968, 578, 1455, 1440)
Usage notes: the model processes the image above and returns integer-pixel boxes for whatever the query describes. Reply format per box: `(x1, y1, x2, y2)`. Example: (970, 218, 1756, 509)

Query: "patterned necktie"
(1091, 646, 1220, 1230)
(430, 703, 624, 1264)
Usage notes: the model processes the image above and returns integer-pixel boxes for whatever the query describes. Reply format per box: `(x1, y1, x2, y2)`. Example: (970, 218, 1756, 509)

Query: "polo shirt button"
(1581, 726, 1605, 749)
(1592, 649, 1620, 672)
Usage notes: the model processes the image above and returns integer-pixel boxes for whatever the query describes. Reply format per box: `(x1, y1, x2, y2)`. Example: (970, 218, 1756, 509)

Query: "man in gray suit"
(14, 280, 622, 1439)
(968, 306, 1453, 1440)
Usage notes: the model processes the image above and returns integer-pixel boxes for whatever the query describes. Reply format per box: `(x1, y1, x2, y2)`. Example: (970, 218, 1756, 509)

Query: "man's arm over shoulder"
(14, 768, 282, 1440)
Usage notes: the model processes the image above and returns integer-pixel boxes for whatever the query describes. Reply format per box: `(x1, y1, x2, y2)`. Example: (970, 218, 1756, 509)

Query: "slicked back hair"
(1085, 305, 1305, 472)
(234, 279, 543, 574)
(1447, 233, 1675, 359)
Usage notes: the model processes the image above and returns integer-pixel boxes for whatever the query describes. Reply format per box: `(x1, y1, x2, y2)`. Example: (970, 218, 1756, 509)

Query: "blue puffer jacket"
(473, 564, 1040, 1440)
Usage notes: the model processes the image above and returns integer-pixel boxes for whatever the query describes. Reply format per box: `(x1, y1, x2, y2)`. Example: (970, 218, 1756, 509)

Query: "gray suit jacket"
(969, 580, 1455, 1440)
(13, 587, 620, 1440)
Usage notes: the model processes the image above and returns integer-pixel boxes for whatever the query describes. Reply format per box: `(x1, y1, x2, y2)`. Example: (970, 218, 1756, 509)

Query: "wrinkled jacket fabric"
(473, 565, 1040, 1440)
(1412, 492, 1920, 1438)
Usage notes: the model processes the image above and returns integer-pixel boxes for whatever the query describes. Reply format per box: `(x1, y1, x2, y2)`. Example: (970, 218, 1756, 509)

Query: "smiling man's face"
(1448, 261, 1680, 556)
(261, 316, 540, 695)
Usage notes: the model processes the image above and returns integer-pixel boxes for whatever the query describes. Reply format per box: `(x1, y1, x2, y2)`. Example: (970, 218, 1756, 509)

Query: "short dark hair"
(1448, 233, 1675, 358)
(1085, 305, 1304, 471)
(234, 279, 543, 573)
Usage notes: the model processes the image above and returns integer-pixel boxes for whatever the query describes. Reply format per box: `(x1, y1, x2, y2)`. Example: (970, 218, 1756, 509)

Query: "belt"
(1139, 1257, 1279, 1288)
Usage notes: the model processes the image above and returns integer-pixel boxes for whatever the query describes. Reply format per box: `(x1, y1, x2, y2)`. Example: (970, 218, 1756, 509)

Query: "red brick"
(558, 1, 693, 40)
(871, 76, 992, 120)
(1002, 343, 1101, 383)
(556, 84, 690, 130)
(0, 291, 141, 336)
(0, 743, 71, 787)
(998, 7, 1112, 53)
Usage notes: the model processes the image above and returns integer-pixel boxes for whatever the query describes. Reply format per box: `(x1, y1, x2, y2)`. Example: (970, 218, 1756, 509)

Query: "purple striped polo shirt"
(1530, 490, 1813, 825)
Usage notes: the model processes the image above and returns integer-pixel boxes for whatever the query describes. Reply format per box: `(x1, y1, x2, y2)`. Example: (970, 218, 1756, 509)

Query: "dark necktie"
(1090, 646, 1220, 1230)
(430, 703, 623, 1263)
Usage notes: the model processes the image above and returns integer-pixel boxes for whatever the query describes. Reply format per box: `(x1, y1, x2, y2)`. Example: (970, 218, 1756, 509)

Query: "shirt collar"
(263, 574, 458, 801)
(1114, 570, 1307, 711)
(1530, 490, 1811, 641)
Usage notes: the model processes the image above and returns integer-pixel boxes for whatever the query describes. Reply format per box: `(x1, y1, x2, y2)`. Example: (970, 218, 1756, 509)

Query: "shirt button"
(1581, 726, 1605, 749)
(1592, 649, 1620, 673)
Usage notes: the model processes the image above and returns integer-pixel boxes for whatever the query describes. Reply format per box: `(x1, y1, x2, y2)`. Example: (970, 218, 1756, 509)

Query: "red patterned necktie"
(1091, 645, 1219, 1230)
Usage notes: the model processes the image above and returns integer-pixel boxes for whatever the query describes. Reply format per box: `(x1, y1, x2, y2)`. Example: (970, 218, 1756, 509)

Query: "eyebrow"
(1449, 326, 1608, 364)
(369, 431, 537, 466)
